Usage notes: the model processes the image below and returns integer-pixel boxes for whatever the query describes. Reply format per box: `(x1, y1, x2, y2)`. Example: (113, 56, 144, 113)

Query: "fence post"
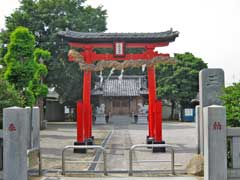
(129, 148, 133, 176)
(103, 149, 108, 176)
(195, 105, 200, 154)
(203, 105, 227, 180)
(0, 132, 2, 171)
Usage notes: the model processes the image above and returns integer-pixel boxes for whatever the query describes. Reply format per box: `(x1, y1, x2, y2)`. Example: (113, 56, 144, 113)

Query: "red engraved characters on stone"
(213, 121, 222, 130)
(8, 123, 16, 132)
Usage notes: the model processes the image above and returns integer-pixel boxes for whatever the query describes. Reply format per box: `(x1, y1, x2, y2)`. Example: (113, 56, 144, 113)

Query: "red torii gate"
(58, 30, 179, 152)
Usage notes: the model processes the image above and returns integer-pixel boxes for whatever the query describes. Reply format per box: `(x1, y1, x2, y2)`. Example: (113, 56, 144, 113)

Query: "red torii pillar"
(146, 46, 165, 152)
(147, 66, 156, 139)
(75, 46, 93, 149)
(82, 46, 93, 143)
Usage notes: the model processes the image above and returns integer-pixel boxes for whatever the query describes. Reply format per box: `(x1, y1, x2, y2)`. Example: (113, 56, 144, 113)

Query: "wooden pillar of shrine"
(82, 46, 93, 144)
(74, 46, 93, 151)
(147, 66, 156, 139)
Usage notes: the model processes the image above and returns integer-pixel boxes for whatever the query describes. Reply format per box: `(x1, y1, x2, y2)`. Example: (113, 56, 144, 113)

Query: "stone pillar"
(0, 130, 3, 170)
(199, 68, 224, 154)
(26, 107, 40, 149)
(195, 105, 200, 154)
(3, 107, 28, 180)
(32, 107, 40, 149)
(25, 107, 32, 149)
(203, 105, 227, 180)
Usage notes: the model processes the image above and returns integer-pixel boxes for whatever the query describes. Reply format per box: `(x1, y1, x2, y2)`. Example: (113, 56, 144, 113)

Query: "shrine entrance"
(112, 97, 130, 115)
(58, 30, 179, 151)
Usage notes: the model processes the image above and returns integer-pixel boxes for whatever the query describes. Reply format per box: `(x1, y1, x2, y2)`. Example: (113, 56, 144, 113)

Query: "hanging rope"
(68, 49, 176, 71)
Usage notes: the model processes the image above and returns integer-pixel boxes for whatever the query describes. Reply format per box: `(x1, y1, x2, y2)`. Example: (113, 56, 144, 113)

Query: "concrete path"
(104, 115, 133, 171)
(95, 115, 197, 172)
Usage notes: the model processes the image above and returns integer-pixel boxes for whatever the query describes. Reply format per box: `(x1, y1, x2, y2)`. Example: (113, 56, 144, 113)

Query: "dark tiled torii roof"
(58, 29, 179, 43)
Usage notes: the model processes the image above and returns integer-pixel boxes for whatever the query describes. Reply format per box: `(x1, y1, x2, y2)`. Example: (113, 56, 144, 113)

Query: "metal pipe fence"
(62, 145, 107, 176)
(129, 144, 175, 176)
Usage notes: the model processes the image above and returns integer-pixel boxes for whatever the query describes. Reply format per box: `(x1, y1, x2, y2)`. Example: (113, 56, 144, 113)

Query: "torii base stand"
(147, 100, 166, 153)
(74, 142, 87, 153)
(146, 137, 166, 152)
(152, 141, 166, 153)
(73, 137, 94, 153)
(73, 101, 94, 153)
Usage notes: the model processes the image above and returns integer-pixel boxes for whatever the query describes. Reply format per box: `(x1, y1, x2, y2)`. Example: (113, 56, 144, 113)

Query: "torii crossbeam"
(58, 30, 179, 153)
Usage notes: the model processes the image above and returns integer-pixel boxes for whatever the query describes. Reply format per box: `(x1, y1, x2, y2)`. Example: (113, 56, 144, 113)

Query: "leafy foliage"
(0, 73, 25, 113)
(0, 69, 25, 129)
(156, 52, 207, 119)
(0, 0, 107, 106)
(221, 82, 240, 127)
(4, 27, 50, 106)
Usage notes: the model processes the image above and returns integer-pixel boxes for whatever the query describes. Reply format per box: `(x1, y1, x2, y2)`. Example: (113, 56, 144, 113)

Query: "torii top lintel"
(58, 30, 179, 62)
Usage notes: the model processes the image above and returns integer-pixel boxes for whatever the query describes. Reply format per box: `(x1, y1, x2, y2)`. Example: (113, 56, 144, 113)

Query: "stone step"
(29, 176, 201, 180)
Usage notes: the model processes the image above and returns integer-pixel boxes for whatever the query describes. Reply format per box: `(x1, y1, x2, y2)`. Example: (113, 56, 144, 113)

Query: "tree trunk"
(170, 100, 175, 120)
(37, 97, 45, 130)
(0, 112, 2, 129)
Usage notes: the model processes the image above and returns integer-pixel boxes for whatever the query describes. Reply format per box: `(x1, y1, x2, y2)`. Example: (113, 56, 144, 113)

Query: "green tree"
(0, 69, 25, 128)
(156, 52, 207, 120)
(221, 82, 240, 127)
(4, 26, 50, 106)
(0, 0, 107, 106)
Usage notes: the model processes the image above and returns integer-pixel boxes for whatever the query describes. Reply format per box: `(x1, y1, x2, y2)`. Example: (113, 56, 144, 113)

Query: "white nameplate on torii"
(114, 42, 125, 57)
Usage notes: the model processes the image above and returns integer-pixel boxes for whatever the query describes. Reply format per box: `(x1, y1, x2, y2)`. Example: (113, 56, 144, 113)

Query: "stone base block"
(41, 120, 47, 130)
(146, 136, 154, 149)
(137, 114, 148, 124)
(86, 137, 94, 145)
(152, 141, 166, 153)
(73, 142, 87, 154)
(95, 114, 106, 125)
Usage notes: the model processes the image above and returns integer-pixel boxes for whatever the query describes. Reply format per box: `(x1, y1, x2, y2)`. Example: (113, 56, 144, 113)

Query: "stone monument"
(199, 68, 224, 154)
(137, 103, 148, 124)
(95, 104, 106, 124)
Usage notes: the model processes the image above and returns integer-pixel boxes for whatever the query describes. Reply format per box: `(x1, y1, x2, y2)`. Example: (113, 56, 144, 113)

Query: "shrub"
(221, 82, 240, 127)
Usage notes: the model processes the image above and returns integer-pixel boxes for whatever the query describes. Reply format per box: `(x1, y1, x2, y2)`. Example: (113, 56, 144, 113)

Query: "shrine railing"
(129, 144, 175, 176)
(227, 127, 240, 180)
(62, 145, 107, 176)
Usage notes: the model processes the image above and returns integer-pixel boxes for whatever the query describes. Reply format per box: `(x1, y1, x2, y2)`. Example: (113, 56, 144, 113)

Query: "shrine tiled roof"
(58, 29, 179, 43)
(92, 76, 148, 97)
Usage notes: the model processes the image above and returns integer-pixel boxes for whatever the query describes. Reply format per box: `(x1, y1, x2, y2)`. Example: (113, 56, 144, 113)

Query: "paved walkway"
(95, 115, 197, 172)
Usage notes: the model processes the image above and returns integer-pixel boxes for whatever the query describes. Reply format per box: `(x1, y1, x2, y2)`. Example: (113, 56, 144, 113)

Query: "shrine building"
(92, 75, 148, 116)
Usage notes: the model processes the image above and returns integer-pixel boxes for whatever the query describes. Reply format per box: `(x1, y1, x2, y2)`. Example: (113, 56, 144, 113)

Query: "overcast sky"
(1, 0, 240, 85)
